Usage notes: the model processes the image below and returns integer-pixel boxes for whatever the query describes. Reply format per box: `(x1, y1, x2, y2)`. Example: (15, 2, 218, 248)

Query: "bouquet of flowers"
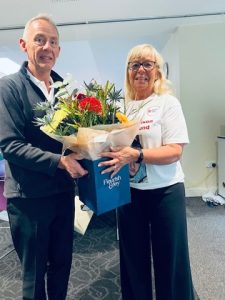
(35, 75, 139, 159)
(35, 75, 139, 215)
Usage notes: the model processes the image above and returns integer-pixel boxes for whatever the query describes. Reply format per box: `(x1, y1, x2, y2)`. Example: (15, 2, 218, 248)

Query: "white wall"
(55, 39, 132, 88)
(161, 30, 180, 97)
(163, 22, 225, 197)
(56, 37, 163, 88)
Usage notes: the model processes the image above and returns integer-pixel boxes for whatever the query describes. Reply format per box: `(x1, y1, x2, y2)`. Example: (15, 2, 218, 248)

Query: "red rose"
(77, 93, 86, 100)
(79, 97, 102, 114)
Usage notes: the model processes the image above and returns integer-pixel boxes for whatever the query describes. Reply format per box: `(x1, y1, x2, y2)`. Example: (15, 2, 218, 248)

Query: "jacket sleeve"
(0, 76, 61, 177)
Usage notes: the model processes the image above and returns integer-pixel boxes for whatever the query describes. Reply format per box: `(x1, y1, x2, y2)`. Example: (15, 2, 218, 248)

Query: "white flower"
(52, 73, 79, 99)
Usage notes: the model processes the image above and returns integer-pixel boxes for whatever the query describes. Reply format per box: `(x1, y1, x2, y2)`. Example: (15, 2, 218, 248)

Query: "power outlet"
(205, 161, 217, 168)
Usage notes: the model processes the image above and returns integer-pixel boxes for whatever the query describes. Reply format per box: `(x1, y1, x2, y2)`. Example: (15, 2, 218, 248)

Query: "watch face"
(163, 62, 169, 79)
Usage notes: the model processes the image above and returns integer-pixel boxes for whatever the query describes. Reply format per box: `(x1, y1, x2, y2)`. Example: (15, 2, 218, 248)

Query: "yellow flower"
(42, 109, 69, 133)
(116, 112, 129, 123)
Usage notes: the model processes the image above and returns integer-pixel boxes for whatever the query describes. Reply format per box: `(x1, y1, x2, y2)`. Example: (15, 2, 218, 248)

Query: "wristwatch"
(136, 148, 144, 164)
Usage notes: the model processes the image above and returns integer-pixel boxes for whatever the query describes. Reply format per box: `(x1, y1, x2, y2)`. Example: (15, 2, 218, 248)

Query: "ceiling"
(0, 0, 225, 47)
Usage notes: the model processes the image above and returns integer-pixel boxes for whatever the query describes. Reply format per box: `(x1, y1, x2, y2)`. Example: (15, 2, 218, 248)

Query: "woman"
(99, 44, 195, 300)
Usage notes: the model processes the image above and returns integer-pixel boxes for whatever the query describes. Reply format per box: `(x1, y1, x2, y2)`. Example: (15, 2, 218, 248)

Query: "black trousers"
(117, 183, 195, 300)
(7, 191, 75, 300)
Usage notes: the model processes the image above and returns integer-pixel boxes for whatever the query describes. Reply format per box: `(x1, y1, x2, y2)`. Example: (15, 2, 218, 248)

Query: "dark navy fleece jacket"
(0, 62, 74, 198)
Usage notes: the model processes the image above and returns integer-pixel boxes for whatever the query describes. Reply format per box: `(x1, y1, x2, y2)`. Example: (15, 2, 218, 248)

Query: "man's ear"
(56, 46, 61, 58)
(19, 38, 27, 53)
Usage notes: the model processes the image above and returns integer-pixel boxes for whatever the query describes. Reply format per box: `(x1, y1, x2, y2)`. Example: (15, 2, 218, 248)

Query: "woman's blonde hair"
(124, 44, 173, 101)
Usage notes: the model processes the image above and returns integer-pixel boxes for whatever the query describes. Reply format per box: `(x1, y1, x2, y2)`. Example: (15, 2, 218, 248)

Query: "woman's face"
(128, 55, 159, 99)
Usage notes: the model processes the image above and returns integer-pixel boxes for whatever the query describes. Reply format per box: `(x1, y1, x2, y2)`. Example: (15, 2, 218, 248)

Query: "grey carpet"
(186, 198, 225, 300)
(0, 213, 121, 300)
(0, 221, 14, 260)
(0, 199, 215, 299)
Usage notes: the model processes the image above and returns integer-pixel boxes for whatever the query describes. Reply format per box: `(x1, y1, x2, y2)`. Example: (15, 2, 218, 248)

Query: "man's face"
(20, 19, 60, 76)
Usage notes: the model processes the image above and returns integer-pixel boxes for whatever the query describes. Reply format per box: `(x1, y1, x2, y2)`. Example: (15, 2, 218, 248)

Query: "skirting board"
(185, 186, 217, 197)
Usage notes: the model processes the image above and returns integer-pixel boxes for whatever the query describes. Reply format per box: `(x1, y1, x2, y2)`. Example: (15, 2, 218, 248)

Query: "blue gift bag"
(77, 158, 131, 215)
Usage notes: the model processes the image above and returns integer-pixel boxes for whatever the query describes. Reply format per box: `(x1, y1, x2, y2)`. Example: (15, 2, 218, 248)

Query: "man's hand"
(58, 153, 88, 178)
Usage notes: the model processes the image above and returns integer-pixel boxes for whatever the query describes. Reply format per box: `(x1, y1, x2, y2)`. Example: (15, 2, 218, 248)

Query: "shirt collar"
(26, 70, 55, 103)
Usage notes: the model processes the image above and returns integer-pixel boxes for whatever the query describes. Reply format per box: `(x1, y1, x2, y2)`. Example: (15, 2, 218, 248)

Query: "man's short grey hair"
(23, 13, 59, 40)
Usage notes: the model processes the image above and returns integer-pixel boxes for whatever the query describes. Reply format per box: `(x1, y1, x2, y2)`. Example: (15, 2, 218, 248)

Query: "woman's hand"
(98, 143, 184, 178)
(98, 146, 140, 177)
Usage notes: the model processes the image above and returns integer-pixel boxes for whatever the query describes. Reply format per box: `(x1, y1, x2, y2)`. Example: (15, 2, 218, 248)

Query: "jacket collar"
(19, 61, 63, 83)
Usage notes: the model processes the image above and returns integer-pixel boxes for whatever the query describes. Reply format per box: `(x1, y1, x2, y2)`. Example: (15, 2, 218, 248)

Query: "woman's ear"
(156, 69, 162, 81)
(19, 38, 27, 53)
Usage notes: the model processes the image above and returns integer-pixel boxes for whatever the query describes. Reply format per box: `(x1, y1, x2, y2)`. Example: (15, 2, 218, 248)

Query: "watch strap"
(136, 148, 144, 164)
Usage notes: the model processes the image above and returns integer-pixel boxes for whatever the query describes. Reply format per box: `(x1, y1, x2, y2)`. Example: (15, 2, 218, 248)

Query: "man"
(0, 14, 87, 300)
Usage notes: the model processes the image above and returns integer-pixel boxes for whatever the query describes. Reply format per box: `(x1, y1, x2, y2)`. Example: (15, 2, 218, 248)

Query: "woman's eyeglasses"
(128, 61, 156, 71)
